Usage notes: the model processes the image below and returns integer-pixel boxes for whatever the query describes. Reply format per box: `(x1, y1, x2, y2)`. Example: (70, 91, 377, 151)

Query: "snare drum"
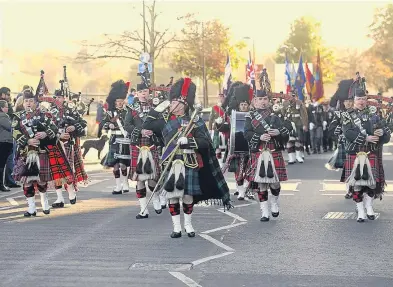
(114, 137, 131, 160)
(229, 111, 249, 154)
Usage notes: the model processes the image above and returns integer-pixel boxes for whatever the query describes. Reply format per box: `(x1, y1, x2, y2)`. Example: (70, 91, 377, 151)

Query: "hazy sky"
(0, 0, 388, 61)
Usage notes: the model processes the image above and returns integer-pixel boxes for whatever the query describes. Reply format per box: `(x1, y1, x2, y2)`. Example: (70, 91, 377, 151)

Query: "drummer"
(101, 80, 131, 194)
(225, 84, 251, 200)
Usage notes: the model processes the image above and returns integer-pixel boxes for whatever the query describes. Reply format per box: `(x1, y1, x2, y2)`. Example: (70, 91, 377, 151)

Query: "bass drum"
(114, 137, 131, 160)
(229, 111, 249, 154)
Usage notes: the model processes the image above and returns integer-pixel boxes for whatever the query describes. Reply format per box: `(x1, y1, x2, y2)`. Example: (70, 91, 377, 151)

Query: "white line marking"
(0, 206, 14, 211)
(201, 222, 247, 234)
(198, 234, 235, 252)
(216, 209, 247, 222)
(0, 190, 21, 199)
(233, 203, 252, 208)
(321, 193, 393, 197)
(169, 271, 202, 287)
(281, 193, 295, 196)
(6, 198, 19, 206)
(191, 251, 234, 267)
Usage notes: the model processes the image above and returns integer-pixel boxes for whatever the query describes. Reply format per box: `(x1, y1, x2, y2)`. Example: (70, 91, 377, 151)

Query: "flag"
(295, 53, 306, 101)
(284, 54, 291, 94)
(222, 53, 232, 95)
(313, 50, 324, 102)
(246, 51, 256, 96)
(35, 70, 49, 99)
(290, 60, 297, 88)
(305, 61, 315, 98)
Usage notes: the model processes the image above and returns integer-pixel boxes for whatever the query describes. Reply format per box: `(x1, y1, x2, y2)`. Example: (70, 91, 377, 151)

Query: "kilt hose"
(246, 142, 288, 183)
(341, 150, 385, 195)
(129, 137, 161, 181)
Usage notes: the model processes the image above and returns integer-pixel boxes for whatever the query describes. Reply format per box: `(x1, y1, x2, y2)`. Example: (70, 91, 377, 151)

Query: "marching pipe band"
(8, 66, 393, 232)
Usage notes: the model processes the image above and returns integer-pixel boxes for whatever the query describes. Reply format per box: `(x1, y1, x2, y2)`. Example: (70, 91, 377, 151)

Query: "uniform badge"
(152, 98, 160, 105)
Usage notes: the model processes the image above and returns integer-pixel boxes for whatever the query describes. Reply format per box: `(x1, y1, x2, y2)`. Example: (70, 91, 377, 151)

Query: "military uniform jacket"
(283, 100, 308, 127)
(342, 108, 391, 154)
(124, 101, 161, 147)
(12, 109, 58, 153)
(244, 109, 290, 153)
(208, 105, 230, 134)
(102, 108, 128, 144)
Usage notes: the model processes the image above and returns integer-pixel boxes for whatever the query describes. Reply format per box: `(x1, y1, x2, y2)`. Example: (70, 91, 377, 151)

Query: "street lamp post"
(143, 0, 146, 52)
(243, 36, 255, 62)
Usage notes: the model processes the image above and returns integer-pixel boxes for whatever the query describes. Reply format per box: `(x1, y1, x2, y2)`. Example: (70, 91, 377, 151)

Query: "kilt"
(102, 139, 131, 167)
(228, 153, 249, 182)
(129, 137, 161, 181)
(341, 152, 384, 186)
(246, 142, 287, 182)
(64, 141, 88, 184)
(162, 165, 202, 197)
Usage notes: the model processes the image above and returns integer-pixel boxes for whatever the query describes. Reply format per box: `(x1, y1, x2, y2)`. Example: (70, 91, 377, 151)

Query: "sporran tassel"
(354, 164, 361, 180)
(259, 160, 266, 178)
(164, 174, 175, 192)
(144, 157, 153, 174)
(362, 164, 369, 180)
(267, 160, 274, 178)
(175, 173, 185, 190)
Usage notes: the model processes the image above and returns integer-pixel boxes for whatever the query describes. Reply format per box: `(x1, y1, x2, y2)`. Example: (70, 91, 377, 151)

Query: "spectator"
(127, 88, 136, 105)
(0, 100, 13, 192)
(0, 87, 13, 118)
(96, 100, 105, 138)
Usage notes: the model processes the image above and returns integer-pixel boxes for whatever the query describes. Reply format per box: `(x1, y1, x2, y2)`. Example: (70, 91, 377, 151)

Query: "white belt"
(112, 130, 124, 135)
(292, 114, 300, 118)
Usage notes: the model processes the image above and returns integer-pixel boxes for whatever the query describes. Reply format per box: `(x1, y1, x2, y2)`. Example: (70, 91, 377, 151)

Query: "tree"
(367, 4, 393, 90)
(275, 16, 336, 83)
(74, 1, 176, 83)
(169, 16, 245, 106)
(334, 48, 365, 81)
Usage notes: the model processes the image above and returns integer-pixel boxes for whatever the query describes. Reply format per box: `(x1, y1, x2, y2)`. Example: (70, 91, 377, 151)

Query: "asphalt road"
(1, 144, 393, 287)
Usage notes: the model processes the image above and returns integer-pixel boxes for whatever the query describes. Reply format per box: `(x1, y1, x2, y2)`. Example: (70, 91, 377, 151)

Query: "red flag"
(305, 62, 315, 98)
(313, 50, 324, 102)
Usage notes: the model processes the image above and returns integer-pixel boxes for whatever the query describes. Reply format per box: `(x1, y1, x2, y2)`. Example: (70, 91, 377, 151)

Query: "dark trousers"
(0, 142, 13, 186)
(97, 122, 104, 138)
(323, 130, 333, 151)
(5, 142, 16, 185)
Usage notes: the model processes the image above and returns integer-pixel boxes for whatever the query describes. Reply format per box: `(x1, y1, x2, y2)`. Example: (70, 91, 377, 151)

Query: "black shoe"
(112, 190, 122, 195)
(306, 150, 311, 155)
(357, 218, 365, 223)
(288, 161, 295, 165)
(43, 210, 50, 215)
(24, 211, 37, 217)
(272, 212, 279, 218)
(161, 205, 167, 210)
(238, 196, 245, 201)
(123, 190, 129, 193)
(136, 214, 149, 219)
(0, 185, 10, 192)
(170, 231, 182, 238)
(6, 183, 21, 188)
(234, 191, 239, 196)
(345, 193, 353, 199)
(186, 231, 195, 238)
(52, 202, 65, 208)
(367, 214, 375, 220)
(323, 149, 328, 153)
(260, 217, 269, 222)
(70, 197, 77, 205)
(312, 150, 318, 154)
(155, 209, 162, 214)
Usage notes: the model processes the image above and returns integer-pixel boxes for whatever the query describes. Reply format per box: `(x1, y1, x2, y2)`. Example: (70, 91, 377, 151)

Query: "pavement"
(1, 143, 393, 286)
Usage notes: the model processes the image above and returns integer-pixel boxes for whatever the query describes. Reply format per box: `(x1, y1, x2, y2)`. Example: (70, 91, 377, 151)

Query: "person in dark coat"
(0, 100, 13, 191)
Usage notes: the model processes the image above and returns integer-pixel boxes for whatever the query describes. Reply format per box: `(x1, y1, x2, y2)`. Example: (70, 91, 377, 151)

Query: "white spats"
(356, 202, 366, 222)
(295, 151, 304, 163)
(288, 152, 296, 164)
(159, 194, 167, 207)
(184, 213, 194, 233)
(237, 184, 245, 200)
(172, 214, 182, 233)
(138, 197, 149, 216)
(114, 177, 122, 192)
(39, 192, 49, 211)
(152, 193, 161, 211)
(363, 194, 375, 218)
(27, 197, 36, 214)
(67, 186, 76, 200)
(270, 195, 279, 215)
(259, 201, 269, 219)
(121, 175, 130, 192)
(54, 189, 65, 204)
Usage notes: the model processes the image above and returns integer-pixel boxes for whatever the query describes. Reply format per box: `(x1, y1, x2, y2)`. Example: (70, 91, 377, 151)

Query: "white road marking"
(233, 203, 253, 208)
(6, 198, 19, 206)
(201, 222, 247, 234)
(198, 234, 235, 252)
(169, 271, 203, 287)
(190, 251, 234, 267)
(0, 190, 21, 199)
(216, 209, 247, 222)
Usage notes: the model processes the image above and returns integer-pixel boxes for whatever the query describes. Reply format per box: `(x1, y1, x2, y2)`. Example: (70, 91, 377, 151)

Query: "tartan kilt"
(341, 152, 382, 184)
(101, 142, 130, 167)
(335, 142, 346, 169)
(228, 154, 249, 173)
(64, 142, 88, 184)
(246, 143, 287, 182)
(162, 165, 202, 197)
(129, 137, 161, 181)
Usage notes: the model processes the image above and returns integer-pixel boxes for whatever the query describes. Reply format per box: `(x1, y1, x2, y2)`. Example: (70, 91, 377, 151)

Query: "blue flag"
(295, 54, 306, 101)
